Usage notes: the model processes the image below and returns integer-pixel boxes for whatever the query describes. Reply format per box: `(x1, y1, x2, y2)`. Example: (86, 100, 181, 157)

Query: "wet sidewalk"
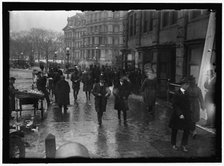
(12, 88, 217, 159)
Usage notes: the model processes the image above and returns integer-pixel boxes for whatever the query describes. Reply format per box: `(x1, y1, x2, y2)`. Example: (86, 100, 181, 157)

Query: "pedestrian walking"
(113, 76, 131, 124)
(55, 75, 70, 114)
(71, 66, 82, 103)
(169, 77, 191, 152)
(36, 71, 50, 107)
(82, 68, 93, 103)
(53, 69, 63, 103)
(140, 67, 157, 114)
(92, 76, 111, 126)
(186, 75, 205, 138)
(204, 69, 216, 127)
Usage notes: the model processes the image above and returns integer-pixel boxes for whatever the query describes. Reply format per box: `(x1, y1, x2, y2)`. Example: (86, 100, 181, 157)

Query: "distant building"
(63, 11, 127, 68)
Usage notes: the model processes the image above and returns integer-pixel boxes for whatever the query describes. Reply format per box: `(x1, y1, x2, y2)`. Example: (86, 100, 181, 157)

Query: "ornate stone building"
(63, 11, 128, 68)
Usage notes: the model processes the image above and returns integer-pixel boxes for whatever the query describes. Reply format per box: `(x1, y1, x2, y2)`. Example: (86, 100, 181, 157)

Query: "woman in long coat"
(141, 69, 157, 113)
(82, 68, 93, 102)
(92, 77, 111, 126)
(186, 75, 205, 138)
(55, 75, 70, 113)
(169, 78, 191, 152)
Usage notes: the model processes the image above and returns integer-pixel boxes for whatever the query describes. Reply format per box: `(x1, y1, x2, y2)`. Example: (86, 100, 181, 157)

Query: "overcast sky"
(10, 11, 81, 33)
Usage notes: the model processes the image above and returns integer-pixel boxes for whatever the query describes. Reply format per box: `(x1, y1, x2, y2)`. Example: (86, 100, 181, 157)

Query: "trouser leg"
(171, 129, 178, 146)
(42, 89, 50, 106)
(181, 129, 189, 146)
(64, 105, 68, 114)
(97, 111, 103, 125)
(123, 110, 127, 122)
(117, 110, 121, 120)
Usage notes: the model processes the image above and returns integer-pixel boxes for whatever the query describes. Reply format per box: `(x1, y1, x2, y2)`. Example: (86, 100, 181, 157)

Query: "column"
(176, 10, 187, 82)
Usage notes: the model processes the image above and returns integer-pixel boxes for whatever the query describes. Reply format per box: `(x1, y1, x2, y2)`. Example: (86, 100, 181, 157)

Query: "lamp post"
(95, 47, 98, 65)
(20, 52, 23, 68)
(66, 47, 70, 79)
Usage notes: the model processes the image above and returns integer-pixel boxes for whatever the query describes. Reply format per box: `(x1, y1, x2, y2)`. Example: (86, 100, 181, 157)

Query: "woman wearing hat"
(140, 67, 157, 114)
(92, 76, 111, 126)
(169, 77, 191, 152)
(186, 75, 205, 138)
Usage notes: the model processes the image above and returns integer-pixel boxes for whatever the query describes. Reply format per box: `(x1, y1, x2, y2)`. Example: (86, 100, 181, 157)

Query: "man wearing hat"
(169, 77, 191, 152)
(92, 75, 111, 126)
(186, 75, 205, 138)
(36, 71, 50, 107)
(113, 76, 131, 124)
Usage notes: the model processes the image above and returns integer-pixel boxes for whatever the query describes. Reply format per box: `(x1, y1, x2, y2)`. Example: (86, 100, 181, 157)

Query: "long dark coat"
(141, 78, 157, 108)
(71, 70, 82, 91)
(169, 89, 191, 130)
(186, 84, 204, 123)
(92, 83, 110, 113)
(82, 71, 93, 92)
(55, 79, 70, 106)
(113, 80, 131, 111)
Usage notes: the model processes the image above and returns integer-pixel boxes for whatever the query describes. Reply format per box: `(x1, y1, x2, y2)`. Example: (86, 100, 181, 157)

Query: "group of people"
(9, 63, 216, 153)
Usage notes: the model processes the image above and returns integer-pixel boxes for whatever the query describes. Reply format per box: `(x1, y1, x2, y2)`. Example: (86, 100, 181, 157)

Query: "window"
(134, 13, 137, 35)
(114, 25, 119, 32)
(130, 14, 133, 36)
(191, 10, 201, 19)
(104, 25, 108, 32)
(149, 12, 153, 31)
(162, 11, 169, 27)
(143, 11, 148, 33)
(170, 11, 178, 25)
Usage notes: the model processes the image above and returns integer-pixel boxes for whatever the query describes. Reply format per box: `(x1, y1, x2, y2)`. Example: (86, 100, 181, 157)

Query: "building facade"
(122, 9, 216, 85)
(63, 11, 127, 68)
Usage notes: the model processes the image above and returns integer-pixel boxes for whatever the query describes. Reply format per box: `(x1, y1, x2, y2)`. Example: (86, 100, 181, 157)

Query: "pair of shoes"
(172, 145, 178, 150)
(181, 146, 188, 152)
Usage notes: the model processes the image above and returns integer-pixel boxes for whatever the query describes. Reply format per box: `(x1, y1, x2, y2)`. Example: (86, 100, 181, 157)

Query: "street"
(10, 69, 217, 159)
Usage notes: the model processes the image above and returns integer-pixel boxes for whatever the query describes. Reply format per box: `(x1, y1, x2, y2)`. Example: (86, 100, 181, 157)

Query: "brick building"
(121, 9, 216, 85)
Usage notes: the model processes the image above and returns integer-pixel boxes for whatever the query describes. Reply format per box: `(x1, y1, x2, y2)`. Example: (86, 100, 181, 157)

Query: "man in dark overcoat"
(71, 66, 82, 103)
(113, 77, 131, 124)
(36, 71, 50, 107)
(55, 75, 70, 113)
(92, 77, 111, 126)
(169, 77, 191, 152)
